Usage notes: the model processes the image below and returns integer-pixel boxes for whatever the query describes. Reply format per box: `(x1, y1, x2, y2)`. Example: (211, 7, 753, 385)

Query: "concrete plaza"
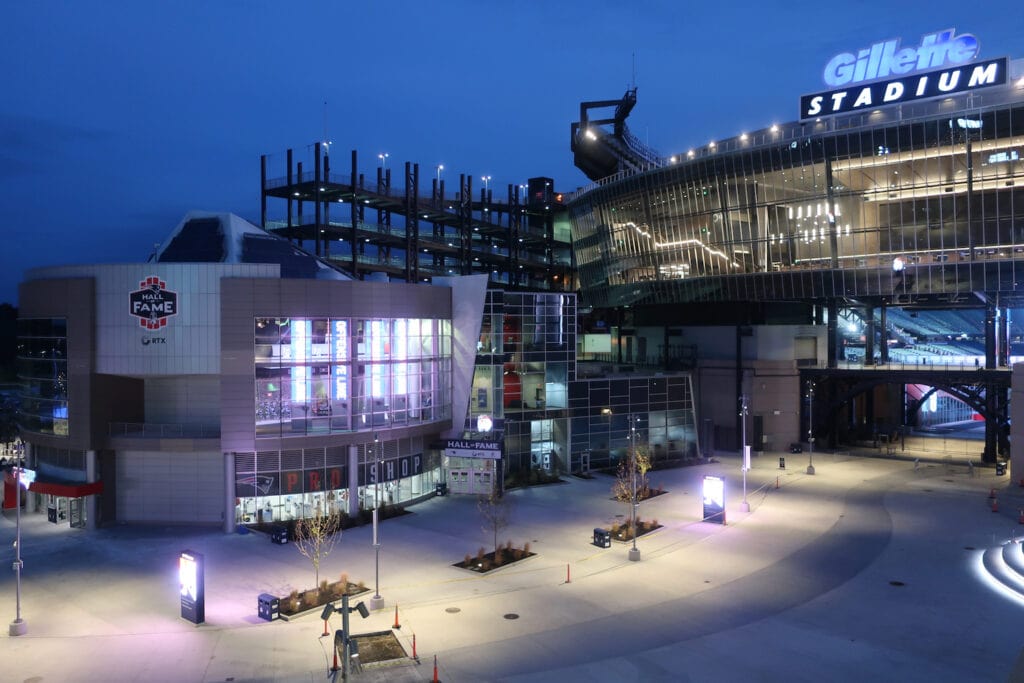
(3, 449, 1024, 682)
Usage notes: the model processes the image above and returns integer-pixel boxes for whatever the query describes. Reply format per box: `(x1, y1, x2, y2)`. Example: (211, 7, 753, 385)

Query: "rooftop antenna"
(322, 100, 330, 153)
(631, 51, 637, 89)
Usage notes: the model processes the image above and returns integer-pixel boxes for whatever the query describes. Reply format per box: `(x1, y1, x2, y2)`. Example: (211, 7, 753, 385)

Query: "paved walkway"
(3, 450, 1024, 682)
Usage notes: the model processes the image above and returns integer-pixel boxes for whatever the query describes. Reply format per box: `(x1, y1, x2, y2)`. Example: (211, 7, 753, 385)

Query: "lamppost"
(377, 153, 389, 171)
(740, 395, 750, 512)
(628, 414, 641, 562)
(481, 175, 491, 192)
(9, 441, 28, 636)
(370, 434, 383, 609)
(322, 595, 369, 680)
(806, 381, 816, 475)
(436, 164, 444, 183)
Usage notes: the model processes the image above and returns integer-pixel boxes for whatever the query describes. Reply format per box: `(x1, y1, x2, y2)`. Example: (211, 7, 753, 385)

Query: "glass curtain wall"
(17, 318, 69, 436)
(572, 105, 1024, 303)
(256, 316, 451, 437)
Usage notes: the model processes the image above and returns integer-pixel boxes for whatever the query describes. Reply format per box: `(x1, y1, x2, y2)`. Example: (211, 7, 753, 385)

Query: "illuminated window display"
(255, 316, 451, 437)
(233, 440, 442, 524)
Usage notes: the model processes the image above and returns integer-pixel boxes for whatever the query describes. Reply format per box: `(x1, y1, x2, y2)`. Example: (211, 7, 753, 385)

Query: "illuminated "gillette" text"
(823, 29, 980, 87)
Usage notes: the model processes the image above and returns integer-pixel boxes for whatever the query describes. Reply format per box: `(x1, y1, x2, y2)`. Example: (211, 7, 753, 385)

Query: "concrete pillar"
(826, 300, 838, 368)
(25, 443, 38, 514)
(85, 450, 98, 530)
(223, 452, 235, 534)
(348, 445, 360, 518)
(864, 306, 875, 366)
(998, 306, 1010, 367)
(1011, 364, 1024, 480)
(879, 304, 889, 364)
(985, 303, 996, 369)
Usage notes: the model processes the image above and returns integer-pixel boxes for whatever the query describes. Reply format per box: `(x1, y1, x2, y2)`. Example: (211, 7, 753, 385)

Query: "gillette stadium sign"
(801, 29, 1007, 119)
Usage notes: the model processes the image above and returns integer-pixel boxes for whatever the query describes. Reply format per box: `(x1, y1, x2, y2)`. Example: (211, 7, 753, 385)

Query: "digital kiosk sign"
(179, 550, 205, 624)
(702, 475, 726, 525)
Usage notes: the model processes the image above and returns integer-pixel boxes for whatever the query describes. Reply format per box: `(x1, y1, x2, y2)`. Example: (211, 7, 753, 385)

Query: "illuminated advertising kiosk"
(702, 475, 726, 525)
(179, 550, 205, 624)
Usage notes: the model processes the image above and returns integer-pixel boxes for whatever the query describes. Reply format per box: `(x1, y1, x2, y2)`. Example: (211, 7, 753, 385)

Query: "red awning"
(28, 479, 103, 498)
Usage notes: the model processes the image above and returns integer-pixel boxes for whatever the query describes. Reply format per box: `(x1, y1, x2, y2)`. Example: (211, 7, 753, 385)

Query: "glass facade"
(569, 376, 698, 471)
(17, 318, 69, 436)
(233, 438, 442, 524)
(570, 102, 1024, 307)
(467, 291, 576, 478)
(255, 316, 452, 437)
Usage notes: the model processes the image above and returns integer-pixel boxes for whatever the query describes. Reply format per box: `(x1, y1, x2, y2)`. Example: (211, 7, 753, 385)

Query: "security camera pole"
(9, 443, 29, 636)
(740, 395, 750, 512)
(807, 381, 816, 475)
(370, 433, 383, 609)
(628, 414, 641, 562)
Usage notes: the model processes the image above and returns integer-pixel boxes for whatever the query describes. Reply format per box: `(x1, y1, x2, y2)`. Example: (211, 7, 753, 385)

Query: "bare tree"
(612, 442, 652, 504)
(294, 502, 342, 587)
(478, 491, 513, 555)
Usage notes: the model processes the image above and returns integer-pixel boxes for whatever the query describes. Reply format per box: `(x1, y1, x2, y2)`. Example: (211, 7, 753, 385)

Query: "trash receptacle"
(258, 593, 279, 621)
(435, 482, 447, 496)
(996, 461, 1007, 476)
(779, 457, 786, 469)
(593, 528, 611, 548)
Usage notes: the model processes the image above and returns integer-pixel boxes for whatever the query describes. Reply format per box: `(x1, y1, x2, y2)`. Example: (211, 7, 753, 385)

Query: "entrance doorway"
(447, 464, 495, 495)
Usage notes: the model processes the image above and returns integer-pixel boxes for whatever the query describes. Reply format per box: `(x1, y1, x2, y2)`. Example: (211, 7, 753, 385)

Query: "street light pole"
(807, 381, 816, 475)
(628, 414, 641, 562)
(10, 442, 27, 636)
(370, 434, 383, 609)
(740, 395, 750, 512)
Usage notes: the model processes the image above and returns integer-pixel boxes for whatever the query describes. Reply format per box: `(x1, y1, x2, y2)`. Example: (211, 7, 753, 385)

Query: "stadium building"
(566, 28, 1024, 471)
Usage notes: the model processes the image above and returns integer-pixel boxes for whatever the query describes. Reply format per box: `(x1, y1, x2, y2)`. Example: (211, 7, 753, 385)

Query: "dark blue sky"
(3, 1, 1021, 304)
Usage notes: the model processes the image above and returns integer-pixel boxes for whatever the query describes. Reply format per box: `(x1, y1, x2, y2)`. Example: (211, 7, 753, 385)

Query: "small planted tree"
(294, 502, 342, 588)
(478, 491, 513, 557)
(612, 442, 652, 504)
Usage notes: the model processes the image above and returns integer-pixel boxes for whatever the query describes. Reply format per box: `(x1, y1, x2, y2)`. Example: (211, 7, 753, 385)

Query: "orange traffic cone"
(992, 498, 999, 513)
(393, 604, 401, 630)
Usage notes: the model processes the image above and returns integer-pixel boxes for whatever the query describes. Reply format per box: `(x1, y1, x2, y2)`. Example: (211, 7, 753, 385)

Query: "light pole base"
(740, 500, 750, 513)
(806, 464, 815, 475)
(9, 618, 27, 636)
(628, 548, 641, 562)
(369, 595, 385, 610)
